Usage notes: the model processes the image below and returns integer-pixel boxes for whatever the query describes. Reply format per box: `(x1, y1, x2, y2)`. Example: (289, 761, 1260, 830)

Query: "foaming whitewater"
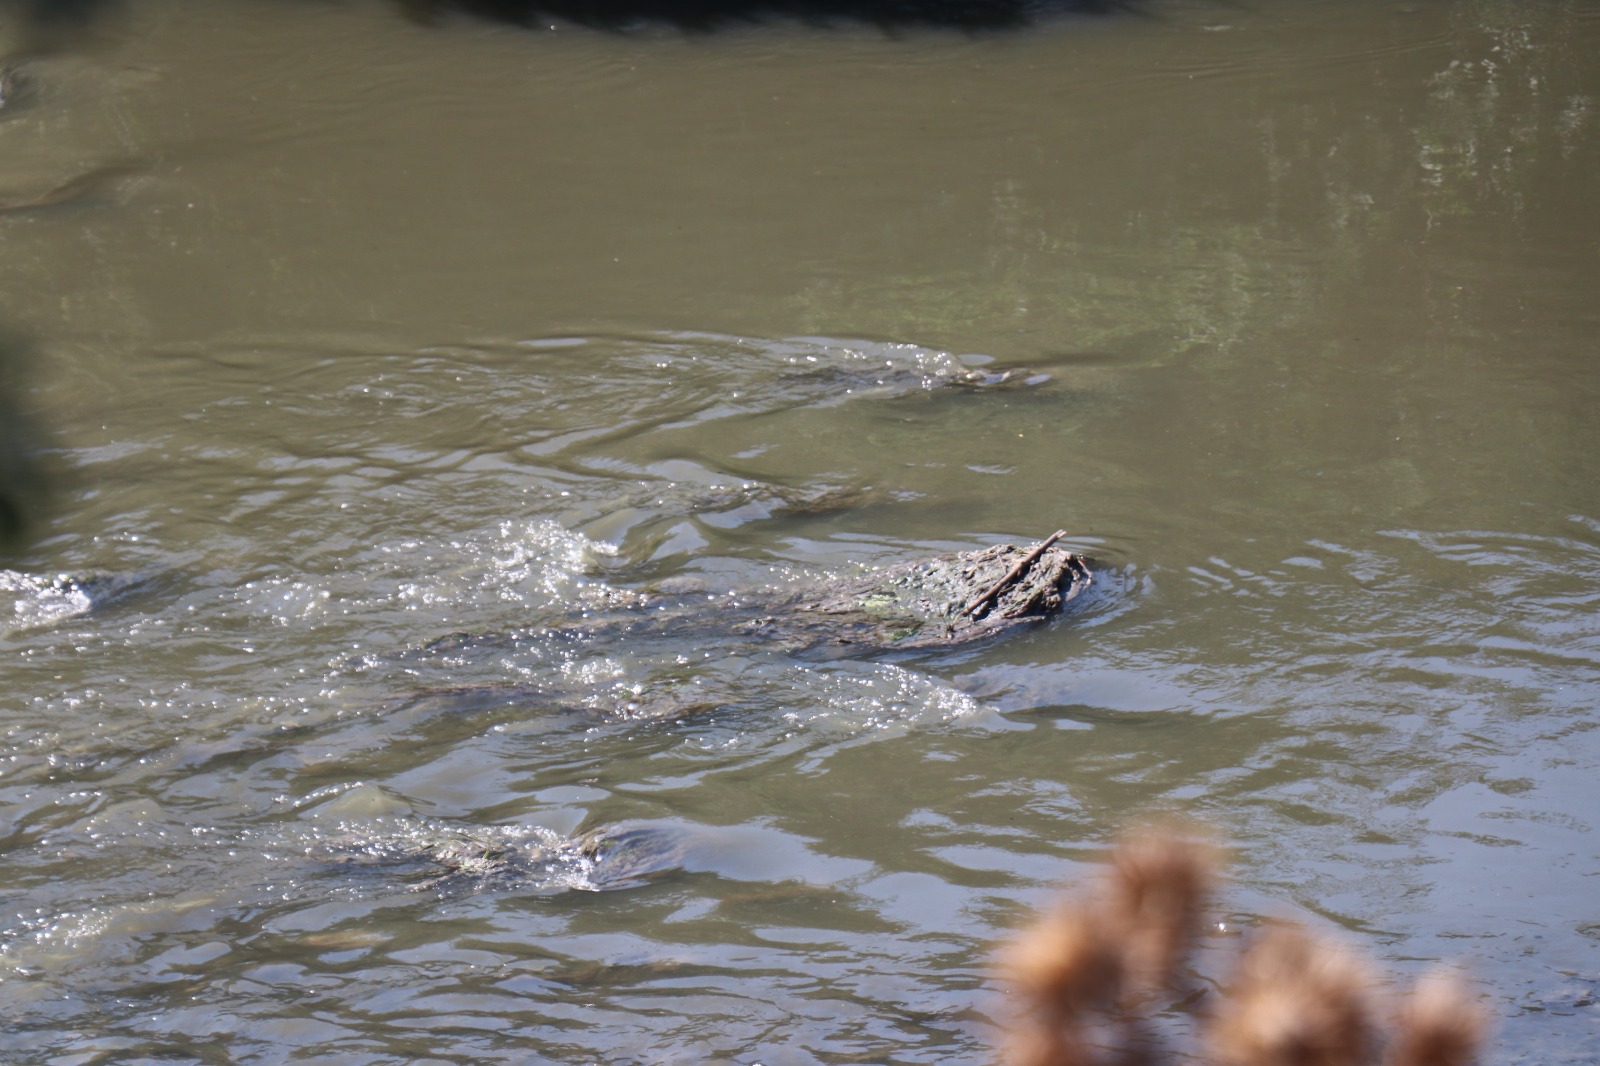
(0, 569, 156, 635)
(390, 520, 621, 616)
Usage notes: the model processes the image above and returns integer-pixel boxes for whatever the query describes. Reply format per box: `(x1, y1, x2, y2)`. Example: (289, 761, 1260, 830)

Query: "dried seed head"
(1386, 970, 1485, 1066)
(1001, 901, 1125, 1024)
(1208, 922, 1379, 1066)
(1104, 826, 1220, 995)
(1002, 1018, 1102, 1066)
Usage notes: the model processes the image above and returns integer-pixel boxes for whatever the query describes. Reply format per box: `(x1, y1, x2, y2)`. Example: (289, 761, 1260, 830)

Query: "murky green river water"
(1, 0, 1597, 1062)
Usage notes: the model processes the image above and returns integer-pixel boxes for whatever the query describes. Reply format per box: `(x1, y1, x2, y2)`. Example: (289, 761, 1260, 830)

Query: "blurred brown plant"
(998, 824, 1220, 1066)
(1385, 971, 1486, 1066)
(997, 827, 1485, 1066)
(1207, 922, 1377, 1066)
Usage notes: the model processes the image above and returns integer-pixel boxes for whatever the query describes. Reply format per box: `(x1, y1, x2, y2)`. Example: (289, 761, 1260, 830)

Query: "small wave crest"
(0, 569, 153, 634)
(386, 519, 623, 619)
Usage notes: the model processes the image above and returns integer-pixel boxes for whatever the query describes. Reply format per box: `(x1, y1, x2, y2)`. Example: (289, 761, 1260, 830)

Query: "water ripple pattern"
(3, 1, 1600, 1062)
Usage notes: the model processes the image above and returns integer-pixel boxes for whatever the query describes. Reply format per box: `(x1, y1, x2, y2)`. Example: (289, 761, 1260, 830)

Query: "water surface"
(1, 0, 1597, 1062)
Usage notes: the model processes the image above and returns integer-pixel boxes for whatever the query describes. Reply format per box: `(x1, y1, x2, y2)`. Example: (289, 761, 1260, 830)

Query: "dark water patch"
(0, 330, 54, 557)
(402, 0, 1129, 32)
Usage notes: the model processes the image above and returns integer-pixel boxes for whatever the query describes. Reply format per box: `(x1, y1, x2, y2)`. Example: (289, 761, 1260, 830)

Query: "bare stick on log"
(963, 530, 1069, 619)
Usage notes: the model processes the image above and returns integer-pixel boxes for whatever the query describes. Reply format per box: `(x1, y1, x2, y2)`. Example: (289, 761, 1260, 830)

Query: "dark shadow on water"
(3, 0, 1132, 35)
(0, 0, 127, 65)
(0, 0, 123, 47)
(0, 0, 118, 25)
(0, 327, 53, 558)
(396, 0, 1131, 30)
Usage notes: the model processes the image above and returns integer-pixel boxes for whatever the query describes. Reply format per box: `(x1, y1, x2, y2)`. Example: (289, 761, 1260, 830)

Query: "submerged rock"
(326, 538, 1090, 893)
(392, 534, 1091, 723)
(312, 821, 687, 894)
(756, 533, 1091, 654)
(422, 532, 1092, 659)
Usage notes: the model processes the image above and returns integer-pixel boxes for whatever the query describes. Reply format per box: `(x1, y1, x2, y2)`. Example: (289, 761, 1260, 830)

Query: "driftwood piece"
(963, 529, 1069, 618)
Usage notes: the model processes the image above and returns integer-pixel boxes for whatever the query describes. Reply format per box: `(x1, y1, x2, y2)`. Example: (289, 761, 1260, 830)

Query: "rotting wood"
(963, 529, 1068, 619)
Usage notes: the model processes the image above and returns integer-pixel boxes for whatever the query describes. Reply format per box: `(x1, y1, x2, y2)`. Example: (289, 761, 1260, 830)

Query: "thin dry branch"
(964, 530, 1068, 618)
